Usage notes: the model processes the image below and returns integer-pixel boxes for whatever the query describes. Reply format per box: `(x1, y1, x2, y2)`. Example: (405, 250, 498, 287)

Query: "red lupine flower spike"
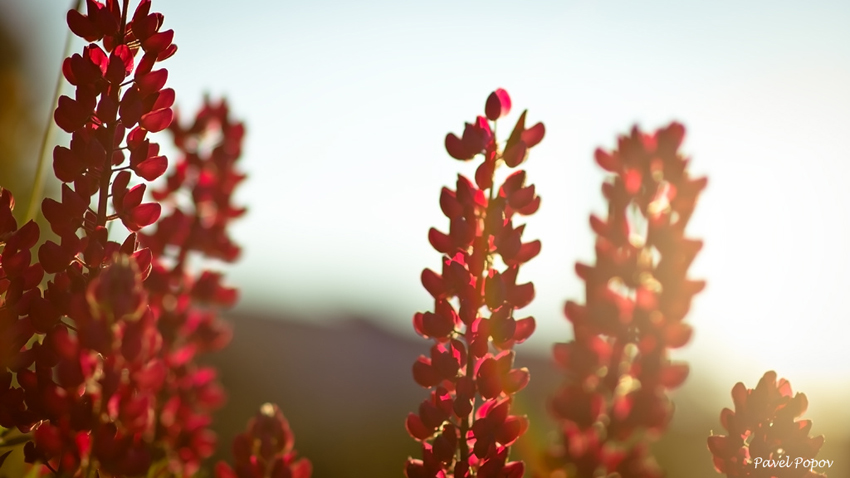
(544, 123, 706, 477)
(215, 403, 312, 478)
(407, 89, 544, 477)
(707, 372, 827, 478)
(0, 2, 271, 476)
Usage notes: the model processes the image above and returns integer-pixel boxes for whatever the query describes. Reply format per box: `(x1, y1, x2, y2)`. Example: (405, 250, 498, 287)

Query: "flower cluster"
(405, 89, 544, 478)
(215, 403, 312, 478)
(544, 123, 707, 477)
(707, 372, 827, 478)
(0, 1, 253, 476)
(137, 95, 246, 475)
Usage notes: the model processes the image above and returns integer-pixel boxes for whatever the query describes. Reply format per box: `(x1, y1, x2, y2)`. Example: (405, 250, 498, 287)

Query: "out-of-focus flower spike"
(546, 122, 706, 477)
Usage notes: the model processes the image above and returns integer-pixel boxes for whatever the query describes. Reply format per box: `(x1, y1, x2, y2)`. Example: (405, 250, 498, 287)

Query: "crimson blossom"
(215, 403, 312, 478)
(708, 371, 827, 478)
(405, 89, 544, 478)
(137, 96, 248, 474)
(544, 123, 707, 477)
(0, 1, 255, 476)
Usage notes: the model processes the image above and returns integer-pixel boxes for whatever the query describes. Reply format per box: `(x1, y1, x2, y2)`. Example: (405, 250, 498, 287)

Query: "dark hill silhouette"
(207, 312, 847, 478)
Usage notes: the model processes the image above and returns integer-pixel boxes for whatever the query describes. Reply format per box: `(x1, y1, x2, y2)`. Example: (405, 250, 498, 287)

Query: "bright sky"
(7, 0, 850, 409)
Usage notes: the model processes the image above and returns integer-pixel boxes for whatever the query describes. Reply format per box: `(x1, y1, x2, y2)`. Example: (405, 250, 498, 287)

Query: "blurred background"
(1, 0, 849, 476)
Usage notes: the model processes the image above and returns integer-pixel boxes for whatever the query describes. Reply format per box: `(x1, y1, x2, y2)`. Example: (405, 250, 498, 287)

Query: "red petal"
(126, 203, 161, 231)
(136, 69, 168, 95)
(115, 44, 134, 75)
(152, 88, 175, 110)
(475, 359, 501, 399)
(54, 96, 90, 133)
(412, 312, 426, 337)
(508, 282, 534, 309)
(135, 52, 156, 78)
(412, 356, 439, 388)
(503, 462, 524, 478)
(706, 436, 728, 457)
(511, 240, 540, 265)
(38, 241, 70, 274)
(445, 133, 471, 160)
(485, 88, 511, 121)
(508, 185, 535, 209)
(521, 122, 545, 148)
(624, 169, 642, 195)
(133, 155, 168, 181)
(439, 188, 462, 218)
(30, 297, 61, 333)
(132, 0, 152, 26)
(84, 43, 108, 76)
(657, 121, 685, 155)
(11, 221, 40, 251)
(502, 142, 527, 168)
(428, 228, 453, 254)
(140, 108, 173, 133)
(664, 323, 692, 348)
(1, 249, 30, 277)
(23, 264, 44, 290)
(67, 9, 101, 41)
(660, 362, 689, 389)
(142, 29, 173, 54)
(290, 460, 312, 478)
(405, 460, 429, 478)
(595, 148, 618, 171)
(421, 269, 445, 299)
(131, 248, 153, 279)
(156, 43, 178, 61)
(512, 317, 535, 343)
(474, 159, 495, 190)
(515, 195, 540, 215)
(495, 415, 527, 446)
(500, 170, 525, 196)
(503, 368, 530, 394)
(405, 413, 432, 440)
(122, 184, 146, 210)
(214, 463, 236, 478)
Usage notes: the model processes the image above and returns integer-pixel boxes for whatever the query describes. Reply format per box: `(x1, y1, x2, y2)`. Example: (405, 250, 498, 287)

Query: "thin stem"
(458, 153, 499, 464)
(44, 461, 59, 476)
(84, 3, 130, 476)
(25, 0, 84, 223)
(95, 0, 130, 230)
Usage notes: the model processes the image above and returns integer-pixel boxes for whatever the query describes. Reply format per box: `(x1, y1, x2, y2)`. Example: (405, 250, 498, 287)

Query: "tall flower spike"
(544, 123, 707, 478)
(406, 89, 544, 478)
(707, 371, 827, 478)
(139, 96, 246, 475)
(3, 1, 181, 475)
(1, 2, 248, 476)
(215, 403, 312, 478)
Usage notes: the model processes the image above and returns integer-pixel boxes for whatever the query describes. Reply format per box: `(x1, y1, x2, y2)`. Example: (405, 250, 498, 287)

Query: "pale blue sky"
(6, 0, 850, 411)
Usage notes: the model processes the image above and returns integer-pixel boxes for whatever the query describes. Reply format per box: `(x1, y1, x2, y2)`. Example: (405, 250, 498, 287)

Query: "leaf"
(0, 432, 32, 447)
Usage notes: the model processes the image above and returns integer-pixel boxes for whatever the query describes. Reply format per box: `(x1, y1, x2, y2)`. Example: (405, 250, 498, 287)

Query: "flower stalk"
(406, 89, 545, 478)
(545, 123, 707, 477)
(708, 371, 827, 478)
(0, 1, 271, 476)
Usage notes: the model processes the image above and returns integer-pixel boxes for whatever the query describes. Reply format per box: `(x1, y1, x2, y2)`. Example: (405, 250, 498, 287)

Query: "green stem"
(24, 0, 83, 224)
(458, 150, 499, 464)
